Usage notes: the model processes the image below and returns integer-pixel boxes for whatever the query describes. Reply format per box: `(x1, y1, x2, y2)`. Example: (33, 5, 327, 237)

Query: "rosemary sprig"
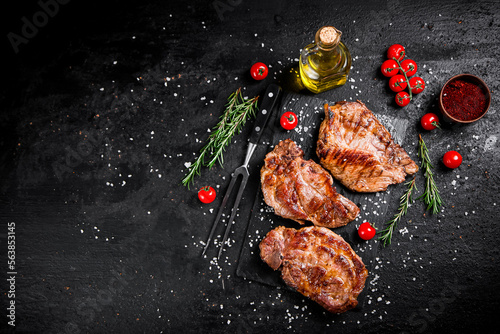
(181, 88, 258, 188)
(378, 177, 418, 246)
(417, 134, 443, 214)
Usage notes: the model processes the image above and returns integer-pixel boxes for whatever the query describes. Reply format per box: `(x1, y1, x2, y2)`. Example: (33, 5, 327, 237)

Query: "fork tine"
(217, 174, 248, 260)
(201, 172, 239, 257)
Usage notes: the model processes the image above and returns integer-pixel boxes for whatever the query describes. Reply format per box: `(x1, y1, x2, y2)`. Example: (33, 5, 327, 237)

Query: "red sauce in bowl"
(441, 78, 488, 122)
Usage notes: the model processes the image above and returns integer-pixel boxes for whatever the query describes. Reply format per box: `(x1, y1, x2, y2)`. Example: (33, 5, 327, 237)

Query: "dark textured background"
(1, 0, 499, 333)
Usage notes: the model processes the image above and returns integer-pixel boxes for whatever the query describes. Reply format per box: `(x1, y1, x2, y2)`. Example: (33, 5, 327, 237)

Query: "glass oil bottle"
(299, 26, 352, 94)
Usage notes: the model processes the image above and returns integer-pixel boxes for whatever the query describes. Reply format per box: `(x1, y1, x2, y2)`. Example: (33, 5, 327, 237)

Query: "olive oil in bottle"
(299, 26, 352, 94)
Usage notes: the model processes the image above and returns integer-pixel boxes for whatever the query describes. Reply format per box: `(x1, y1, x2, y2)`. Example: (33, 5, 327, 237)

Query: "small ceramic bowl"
(438, 74, 491, 124)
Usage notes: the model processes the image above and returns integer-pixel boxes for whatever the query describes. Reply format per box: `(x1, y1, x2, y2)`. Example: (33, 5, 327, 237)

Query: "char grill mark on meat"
(260, 226, 368, 314)
(260, 139, 359, 229)
(317, 101, 418, 192)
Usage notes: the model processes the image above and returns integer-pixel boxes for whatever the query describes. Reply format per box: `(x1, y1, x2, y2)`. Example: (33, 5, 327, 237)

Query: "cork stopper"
(317, 26, 341, 47)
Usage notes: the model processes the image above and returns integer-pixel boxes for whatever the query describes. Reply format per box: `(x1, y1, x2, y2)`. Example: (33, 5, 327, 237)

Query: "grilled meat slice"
(317, 101, 418, 192)
(260, 225, 368, 314)
(261, 139, 359, 229)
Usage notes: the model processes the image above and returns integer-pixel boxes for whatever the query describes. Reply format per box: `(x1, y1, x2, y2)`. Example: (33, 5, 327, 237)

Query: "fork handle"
(248, 84, 281, 145)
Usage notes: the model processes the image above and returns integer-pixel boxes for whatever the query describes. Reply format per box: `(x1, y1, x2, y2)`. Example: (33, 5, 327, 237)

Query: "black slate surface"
(1, 0, 500, 333)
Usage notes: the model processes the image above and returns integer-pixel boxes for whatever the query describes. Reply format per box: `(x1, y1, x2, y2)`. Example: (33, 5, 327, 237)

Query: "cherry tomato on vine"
(400, 59, 417, 77)
(421, 113, 440, 130)
(443, 151, 462, 169)
(395, 91, 410, 107)
(380, 59, 400, 77)
(250, 62, 268, 80)
(387, 44, 406, 61)
(280, 111, 298, 130)
(389, 74, 407, 92)
(358, 222, 376, 241)
(198, 186, 216, 204)
(409, 76, 425, 94)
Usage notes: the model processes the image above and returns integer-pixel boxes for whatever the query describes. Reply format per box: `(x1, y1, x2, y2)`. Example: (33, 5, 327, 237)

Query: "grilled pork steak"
(317, 101, 418, 192)
(261, 139, 359, 229)
(260, 226, 368, 314)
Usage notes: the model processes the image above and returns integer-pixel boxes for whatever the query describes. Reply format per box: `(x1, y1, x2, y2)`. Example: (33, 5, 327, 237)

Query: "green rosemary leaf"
(181, 88, 258, 189)
(417, 134, 443, 214)
(378, 177, 417, 246)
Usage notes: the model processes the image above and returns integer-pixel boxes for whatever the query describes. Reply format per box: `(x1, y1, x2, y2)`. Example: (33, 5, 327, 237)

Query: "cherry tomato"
(395, 91, 410, 107)
(380, 59, 400, 77)
(443, 151, 462, 169)
(387, 44, 405, 61)
(198, 186, 216, 204)
(421, 113, 440, 130)
(250, 62, 268, 80)
(358, 222, 376, 241)
(409, 76, 425, 94)
(280, 111, 298, 130)
(388, 74, 407, 92)
(400, 59, 417, 77)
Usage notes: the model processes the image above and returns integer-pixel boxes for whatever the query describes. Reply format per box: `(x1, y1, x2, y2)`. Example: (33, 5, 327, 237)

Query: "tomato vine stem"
(393, 56, 413, 101)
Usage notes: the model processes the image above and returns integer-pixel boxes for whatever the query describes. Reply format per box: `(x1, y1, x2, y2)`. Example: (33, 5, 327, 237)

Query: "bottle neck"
(317, 41, 340, 54)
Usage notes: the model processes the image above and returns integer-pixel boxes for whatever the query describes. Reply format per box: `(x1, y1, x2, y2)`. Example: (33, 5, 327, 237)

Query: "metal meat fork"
(201, 84, 282, 260)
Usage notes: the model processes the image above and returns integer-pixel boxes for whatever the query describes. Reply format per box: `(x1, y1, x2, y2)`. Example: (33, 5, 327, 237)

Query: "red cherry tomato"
(389, 74, 407, 92)
(409, 76, 425, 94)
(380, 59, 400, 77)
(400, 59, 417, 77)
(358, 222, 376, 241)
(250, 62, 268, 80)
(421, 113, 440, 130)
(280, 111, 298, 130)
(387, 44, 405, 61)
(443, 151, 462, 169)
(395, 91, 410, 107)
(198, 186, 216, 204)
